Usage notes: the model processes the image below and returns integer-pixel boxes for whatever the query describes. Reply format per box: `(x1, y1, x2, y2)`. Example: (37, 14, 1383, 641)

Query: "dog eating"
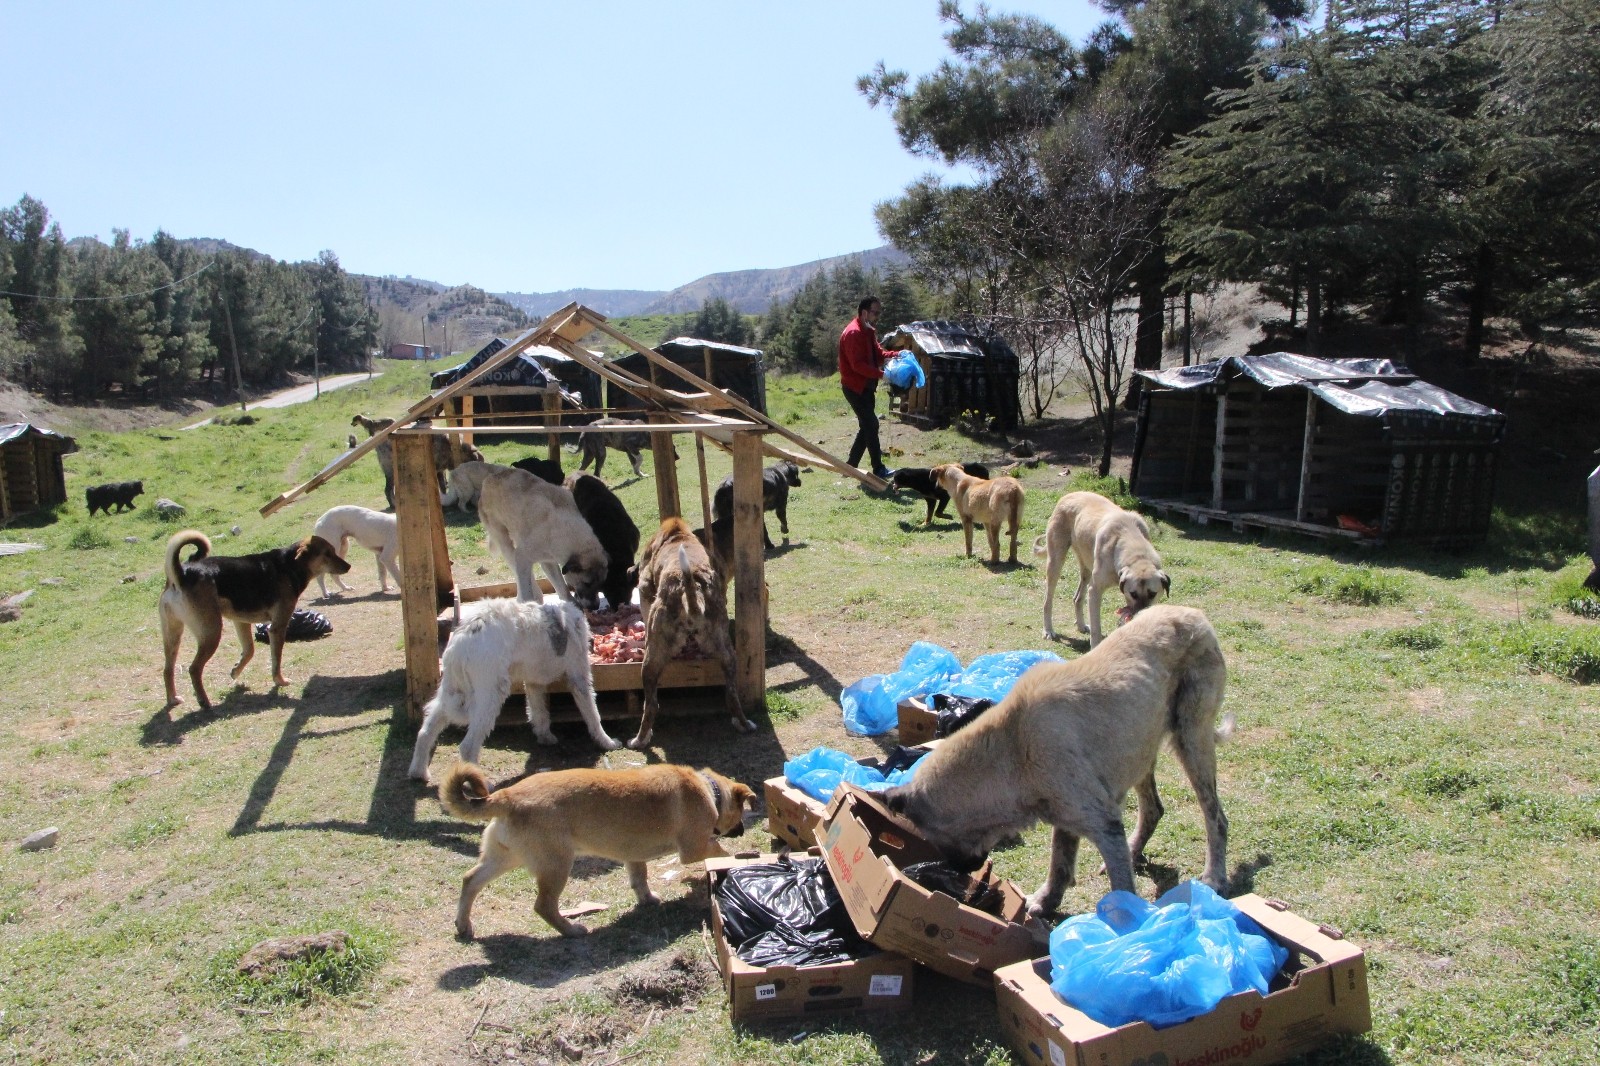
(408, 597, 621, 781)
(1035, 490, 1169, 646)
(629, 517, 756, 749)
(86, 480, 144, 516)
(711, 460, 801, 550)
(310, 504, 403, 597)
(930, 463, 1024, 564)
(159, 529, 350, 709)
(881, 605, 1231, 916)
(890, 463, 989, 527)
(477, 466, 609, 609)
(564, 471, 640, 611)
(440, 760, 755, 938)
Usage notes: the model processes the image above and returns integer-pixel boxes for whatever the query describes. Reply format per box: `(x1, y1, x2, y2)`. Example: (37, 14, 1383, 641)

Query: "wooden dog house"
(262, 303, 883, 720)
(1, 423, 76, 522)
(1130, 354, 1505, 547)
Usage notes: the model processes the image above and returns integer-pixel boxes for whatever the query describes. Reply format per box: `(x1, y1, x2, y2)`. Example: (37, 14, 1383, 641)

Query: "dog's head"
(929, 464, 960, 494)
(128, 481, 145, 498)
(775, 461, 802, 488)
(1117, 562, 1170, 622)
(297, 534, 352, 576)
(889, 467, 932, 493)
(881, 785, 1004, 874)
(561, 548, 608, 612)
(706, 771, 758, 837)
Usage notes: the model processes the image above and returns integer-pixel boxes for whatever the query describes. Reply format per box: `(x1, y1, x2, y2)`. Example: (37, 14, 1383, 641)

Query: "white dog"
(310, 505, 402, 597)
(1035, 491, 1169, 646)
(477, 467, 609, 609)
(882, 605, 1230, 916)
(439, 460, 510, 513)
(408, 597, 622, 781)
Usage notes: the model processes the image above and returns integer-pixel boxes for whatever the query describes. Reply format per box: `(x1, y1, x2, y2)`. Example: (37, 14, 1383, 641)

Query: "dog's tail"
(1031, 533, 1048, 558)
(678, 544, 702, 616)
(164, 530, 210, 587)
(440, 761, 502, 822)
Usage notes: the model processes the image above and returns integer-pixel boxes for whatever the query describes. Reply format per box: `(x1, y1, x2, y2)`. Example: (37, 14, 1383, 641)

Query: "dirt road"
(183, 371, 380, 428)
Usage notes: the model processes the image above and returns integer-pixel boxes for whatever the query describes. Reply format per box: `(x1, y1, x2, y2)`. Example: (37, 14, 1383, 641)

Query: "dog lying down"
(408, 598, 621, 782)
(881, 605, 1232, 917)
(440, 760, 756, 938)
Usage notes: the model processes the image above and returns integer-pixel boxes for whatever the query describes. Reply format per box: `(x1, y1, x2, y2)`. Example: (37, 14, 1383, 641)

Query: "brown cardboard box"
(765, 742, 943, 851)
(817, 784, 1048, 986)
(896, 696, 938, 746)
(706, 853, 916, 1022)
(993, 895, 1372, 1066)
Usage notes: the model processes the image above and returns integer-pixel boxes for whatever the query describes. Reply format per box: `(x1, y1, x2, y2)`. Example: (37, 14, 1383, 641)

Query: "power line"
(0, 259, 215, 303)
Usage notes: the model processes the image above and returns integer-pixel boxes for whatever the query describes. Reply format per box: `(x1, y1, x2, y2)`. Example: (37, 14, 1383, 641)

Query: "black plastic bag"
(928, 693, 994, 738)
(902, 860, 1007, 917)
(713, 855, 877, 967)
(254, 608, 333, 644)
(877, 745, 930, 777)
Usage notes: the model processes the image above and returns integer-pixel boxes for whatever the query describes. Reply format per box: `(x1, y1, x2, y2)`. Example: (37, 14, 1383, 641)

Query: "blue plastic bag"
(1048, 881, 1289, 1030)
(942, 649, 1062, 701)
(840, 642, 960, 735)
(782, 745, 927, 802)
(882, 351, 925, 390)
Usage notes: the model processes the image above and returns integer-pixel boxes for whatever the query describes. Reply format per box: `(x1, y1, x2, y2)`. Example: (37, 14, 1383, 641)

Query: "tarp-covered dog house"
(1, 423, 76, 522)
(881, 320, 1022, 433)
(431, 338, 599, 429)
(1130, 355, 1505, 547)
(608, 337, 767, 415)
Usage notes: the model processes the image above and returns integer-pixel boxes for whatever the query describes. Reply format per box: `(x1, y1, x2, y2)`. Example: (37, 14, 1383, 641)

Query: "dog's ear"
(734, 784, 757, 811)
(882, 788, 908, 815)
(293, 537, 312, 561)
(1117, 567, 1131, 594)
(1159, 570, 1171, 596)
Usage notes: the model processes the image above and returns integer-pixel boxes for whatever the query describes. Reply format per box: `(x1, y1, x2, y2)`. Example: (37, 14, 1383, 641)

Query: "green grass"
(0, 357, 1598, 1064)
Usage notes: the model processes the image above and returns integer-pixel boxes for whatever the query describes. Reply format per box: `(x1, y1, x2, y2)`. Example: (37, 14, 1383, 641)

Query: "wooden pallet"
(1142, 497, 1378, 545)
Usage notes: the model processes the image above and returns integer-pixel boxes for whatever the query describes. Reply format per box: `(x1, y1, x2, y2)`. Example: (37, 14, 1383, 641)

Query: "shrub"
(1293, 564, 1407, 606)
(67, 526, 111, 551)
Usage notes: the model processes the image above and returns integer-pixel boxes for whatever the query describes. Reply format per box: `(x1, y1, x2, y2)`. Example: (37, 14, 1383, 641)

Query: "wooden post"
(395, 433, 447, 720)
(653, 432, 681, 519)
(459, 394, 475, 447)
(731, 430, 766, 713)
(1211, 391, 1228, 510)
(695, 431, 713, 529)
(1296, 392, 1317, 522)
(542, 389, 562, 462)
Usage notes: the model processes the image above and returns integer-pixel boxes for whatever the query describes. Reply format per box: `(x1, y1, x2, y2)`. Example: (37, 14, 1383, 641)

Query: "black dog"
(891, 463, 991, 527)
(711, 460, 801, 550)
(511, 455, 565, 486)
(565, 472, 640, 610)
(86, 480, 144, 516)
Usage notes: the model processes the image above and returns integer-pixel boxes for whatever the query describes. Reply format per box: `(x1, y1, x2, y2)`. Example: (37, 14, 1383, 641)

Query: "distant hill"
(493, 245, 910, 318)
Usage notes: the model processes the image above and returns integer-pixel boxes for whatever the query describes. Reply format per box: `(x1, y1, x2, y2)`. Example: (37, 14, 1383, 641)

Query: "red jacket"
(838, 316, 888, 393)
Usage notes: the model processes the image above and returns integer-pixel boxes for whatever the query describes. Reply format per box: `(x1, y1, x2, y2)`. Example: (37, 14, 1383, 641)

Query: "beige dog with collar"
(440, 761, 756, 938)
(1036, 490, 1169, 646)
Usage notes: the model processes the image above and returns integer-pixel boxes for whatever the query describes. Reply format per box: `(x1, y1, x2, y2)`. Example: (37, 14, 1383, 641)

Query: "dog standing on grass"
(710, 460, 801, 549)
(408, 597, 621, 783)
(881, 605, 1231, 917)
(931, 463, 1025, 564)
(1036, 490, 1169, 646)
(890, 463, 989, 527)
(159, 530, 350, 710)
(440, 760, 756, 938)
(310, 505, 402, 597)
(629, 516, 756, 749)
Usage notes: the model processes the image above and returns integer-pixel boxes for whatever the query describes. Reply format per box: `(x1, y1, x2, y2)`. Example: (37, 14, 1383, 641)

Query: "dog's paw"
(533, 732, 560, 746)
(730, 717, 758, 734)
(625, 733, 652, 751)
(455, 922, 475, 941)
(559, 922, 590, 938)
(593, 734, 624, 751)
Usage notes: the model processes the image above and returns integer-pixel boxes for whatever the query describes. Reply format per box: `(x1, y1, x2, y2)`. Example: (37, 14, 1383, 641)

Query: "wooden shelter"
(262, 303, 885, 720)
(1130, 354, 1505, 547)
(1, 423, 76, 523)
(880, 320, 1022, 432)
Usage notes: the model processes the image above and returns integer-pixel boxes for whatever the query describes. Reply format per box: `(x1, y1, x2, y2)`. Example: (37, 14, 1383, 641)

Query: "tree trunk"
(1125, 238, 1167, 410)
(1463, 243, 1494, 363)
(1100, 302, 1116, 477)
(1306, 276, 1322, 357)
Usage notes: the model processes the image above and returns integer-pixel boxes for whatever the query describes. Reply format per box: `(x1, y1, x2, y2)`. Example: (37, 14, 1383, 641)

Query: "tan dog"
(1035, 490, 1169, 646)
(439, 460, 511, 512)
(629, 517, 757, 749)
(931, 463, 1025, 564)
(882, 605, 1231, 916)
(440, 761, 756, 938)
(477, 466, 609, 609)
(159, 530, 350, 709)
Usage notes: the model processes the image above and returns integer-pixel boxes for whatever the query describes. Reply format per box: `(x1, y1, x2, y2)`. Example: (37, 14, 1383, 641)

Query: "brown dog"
(1034, 491, 1168, 646)
(630, 516, 757, 749)
(931, 463, 1025, 564)
(441, 761, 756, 938)
(159, 529, 350, 709)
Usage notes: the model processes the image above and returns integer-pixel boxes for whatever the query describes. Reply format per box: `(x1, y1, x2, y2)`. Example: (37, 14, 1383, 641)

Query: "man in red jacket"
(838, 296, 895, 479)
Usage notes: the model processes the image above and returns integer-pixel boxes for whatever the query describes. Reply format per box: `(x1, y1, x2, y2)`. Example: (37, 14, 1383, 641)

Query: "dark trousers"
(843, 382, 882, 471)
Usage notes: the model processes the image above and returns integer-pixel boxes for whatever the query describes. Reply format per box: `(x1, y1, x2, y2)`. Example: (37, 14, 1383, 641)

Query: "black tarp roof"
(885, 320, 1018, 363)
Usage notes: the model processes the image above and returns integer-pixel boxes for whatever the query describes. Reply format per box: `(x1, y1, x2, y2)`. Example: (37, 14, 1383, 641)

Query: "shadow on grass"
(766, 629, 847, 705)
(140, 685, 296, 746)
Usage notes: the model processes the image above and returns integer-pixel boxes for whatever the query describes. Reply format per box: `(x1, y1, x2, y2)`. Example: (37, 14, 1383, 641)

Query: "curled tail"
(1032, 533, 1048, 557)
(164, 530, 210, 587)
(440, 762, 500, 822)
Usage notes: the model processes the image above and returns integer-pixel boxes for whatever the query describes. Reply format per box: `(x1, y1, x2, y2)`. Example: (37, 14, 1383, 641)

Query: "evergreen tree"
(0, 197, 82, 398)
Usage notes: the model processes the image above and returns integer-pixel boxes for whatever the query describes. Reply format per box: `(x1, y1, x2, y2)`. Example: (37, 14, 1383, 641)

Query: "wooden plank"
(695, 432, 713, 530)
(731, 431, 766, 713)
(1211, 393, 1227, 510)
(395, 434, 444, 720)
(652, 432, 681, 519)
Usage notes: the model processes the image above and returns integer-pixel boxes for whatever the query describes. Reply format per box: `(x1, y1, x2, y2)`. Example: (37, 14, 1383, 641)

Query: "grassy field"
(1, 358, 1598, 1065)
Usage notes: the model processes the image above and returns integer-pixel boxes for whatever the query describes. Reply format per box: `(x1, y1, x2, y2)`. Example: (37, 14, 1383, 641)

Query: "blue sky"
(5, 2, 1103, 294)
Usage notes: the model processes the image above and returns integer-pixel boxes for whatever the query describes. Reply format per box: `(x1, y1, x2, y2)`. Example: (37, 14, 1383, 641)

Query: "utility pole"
(220, 283, 245, 411)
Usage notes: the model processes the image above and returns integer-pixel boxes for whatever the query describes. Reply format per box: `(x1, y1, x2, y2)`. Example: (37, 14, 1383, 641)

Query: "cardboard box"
(817, 784, 1048, 986)
(706, 853, 916, 1022)
(765, 743, 943, 851)
(897, 696, 938, 746)
(993, 895, 1372, 1066)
